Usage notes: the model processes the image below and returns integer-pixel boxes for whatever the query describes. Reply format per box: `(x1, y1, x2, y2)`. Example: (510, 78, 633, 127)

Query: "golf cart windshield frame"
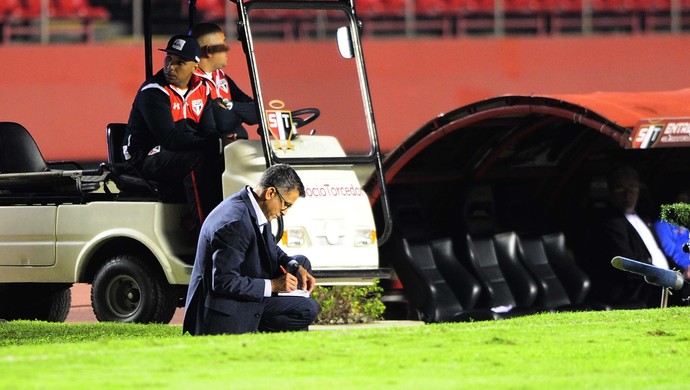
(235, 0, 381, 166)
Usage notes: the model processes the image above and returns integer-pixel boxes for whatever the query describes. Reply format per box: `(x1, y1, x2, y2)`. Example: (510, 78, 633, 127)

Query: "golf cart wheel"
(91, 255, 176, 324)
(0, 284, 72, 322)
(40, 286, 72, 322)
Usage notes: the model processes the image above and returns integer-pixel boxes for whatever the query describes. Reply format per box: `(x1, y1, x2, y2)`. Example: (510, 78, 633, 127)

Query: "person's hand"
(222, 133, 238, 147)
(220, 98, 234, 110)
(298, 266, 316, 293)
(683, 267, 690, 280)
(271, 273, 298, 292)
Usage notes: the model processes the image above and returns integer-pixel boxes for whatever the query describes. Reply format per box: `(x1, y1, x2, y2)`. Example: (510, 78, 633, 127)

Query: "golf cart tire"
(91, 255, 177, 324)
(0, 283, 72, 322)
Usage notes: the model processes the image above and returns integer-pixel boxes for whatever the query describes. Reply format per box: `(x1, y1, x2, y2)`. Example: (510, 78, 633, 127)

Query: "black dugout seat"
(462, 233, 537, 317)
(519, 234, 592, 311)
(491, 232, 540, 309)
(458, 185, 535, 316)
(0, 121, 102, 193)
(398, 237, 499, 323)
(106, 123, 173, 200)
(430, 239, 483, 311)
(540, 232, 592, 305)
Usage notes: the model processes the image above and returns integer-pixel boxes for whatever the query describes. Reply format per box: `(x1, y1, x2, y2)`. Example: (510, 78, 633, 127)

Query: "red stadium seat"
(447, 0, 494, 14)
(5, 0, 108, 43)
(413, 0, 454, 37)
(196, 0, 227, 21)
(52, 0, 109, 20)
(505, 0, 547, 13)
(355, 0, 385, 17)
(21, 0, 44, 17)
(590, 0, 629, 12)
(0, 0, 25, 17)
(380, 0, 407, 16)
(642, 0, 671, 11)
(545, 0, 583, 13)
(415, 0, 450, 16)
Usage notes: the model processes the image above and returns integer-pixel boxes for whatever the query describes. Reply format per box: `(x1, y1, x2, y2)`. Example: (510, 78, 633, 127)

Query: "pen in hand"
(279, 265, 296, 291)
(280, 264, 302, 290)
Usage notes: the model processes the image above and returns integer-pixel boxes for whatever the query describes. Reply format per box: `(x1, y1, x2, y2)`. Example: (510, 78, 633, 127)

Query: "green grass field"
(1, 307, 689, 389)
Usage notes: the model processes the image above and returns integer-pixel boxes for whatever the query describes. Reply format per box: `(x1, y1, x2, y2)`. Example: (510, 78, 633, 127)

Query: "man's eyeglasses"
(274, 188, 293, 210)
(204, 44, 229, 54)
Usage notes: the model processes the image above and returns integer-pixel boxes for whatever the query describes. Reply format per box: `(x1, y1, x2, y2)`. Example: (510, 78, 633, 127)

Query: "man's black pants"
(139, 148, 223, 225)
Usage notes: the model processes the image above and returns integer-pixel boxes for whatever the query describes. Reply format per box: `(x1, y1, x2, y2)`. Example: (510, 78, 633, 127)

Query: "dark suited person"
(587, 165, 668, 307)
(183, 164, 319, 335)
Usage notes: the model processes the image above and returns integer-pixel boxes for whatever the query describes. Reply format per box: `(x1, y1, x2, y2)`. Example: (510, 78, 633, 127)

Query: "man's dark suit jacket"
(183, 186, 307, 334)
(587, 202, 656, 305)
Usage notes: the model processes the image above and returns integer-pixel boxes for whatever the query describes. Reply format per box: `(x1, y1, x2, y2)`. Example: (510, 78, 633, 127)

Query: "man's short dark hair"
(191, 22, 223, 39)
(259, 164, 305, 197)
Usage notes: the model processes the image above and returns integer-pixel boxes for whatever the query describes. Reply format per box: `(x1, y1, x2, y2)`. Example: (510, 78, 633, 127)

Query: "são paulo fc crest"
(266, 100, 293, 141)
(191, 99, 203, 116)
(217, 79, 229, 94)
(266, 100, 294, 151)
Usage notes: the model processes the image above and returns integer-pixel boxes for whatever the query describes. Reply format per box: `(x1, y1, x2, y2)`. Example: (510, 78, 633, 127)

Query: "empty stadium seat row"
(1, 0, 109, 43)
(413, 0, 688, 14)
(190, 0, 690, 39)
(395, 230, 636, 323)
(187, 0, 690, 20)
(0, 0, 108, 20)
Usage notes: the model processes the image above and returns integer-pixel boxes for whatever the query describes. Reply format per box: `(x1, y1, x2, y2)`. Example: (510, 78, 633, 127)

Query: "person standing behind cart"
(123, 34, 229, 229)
(192, 22, 258, 142)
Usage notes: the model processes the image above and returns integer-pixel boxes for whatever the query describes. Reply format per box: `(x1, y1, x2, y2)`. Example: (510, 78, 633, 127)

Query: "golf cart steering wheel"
(291, 108, 320, 128)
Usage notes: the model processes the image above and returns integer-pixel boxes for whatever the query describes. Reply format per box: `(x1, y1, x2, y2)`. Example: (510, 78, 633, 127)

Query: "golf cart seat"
(0, 121, 104, 193)
(106, 123, 174, 200)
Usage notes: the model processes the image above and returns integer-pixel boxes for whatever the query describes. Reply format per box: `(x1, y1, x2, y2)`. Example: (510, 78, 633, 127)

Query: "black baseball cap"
(158, 34, 200, 63)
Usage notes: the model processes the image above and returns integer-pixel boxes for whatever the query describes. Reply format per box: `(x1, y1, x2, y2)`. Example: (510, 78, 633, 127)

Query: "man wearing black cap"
(124, 34, 228, 229)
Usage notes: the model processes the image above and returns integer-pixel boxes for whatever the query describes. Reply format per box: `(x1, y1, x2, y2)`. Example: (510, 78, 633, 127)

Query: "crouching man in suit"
(183, 164, 319, 335)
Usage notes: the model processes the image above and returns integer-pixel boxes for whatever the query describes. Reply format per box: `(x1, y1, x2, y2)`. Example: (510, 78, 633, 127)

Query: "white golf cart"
(0, 0, 393, 323)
